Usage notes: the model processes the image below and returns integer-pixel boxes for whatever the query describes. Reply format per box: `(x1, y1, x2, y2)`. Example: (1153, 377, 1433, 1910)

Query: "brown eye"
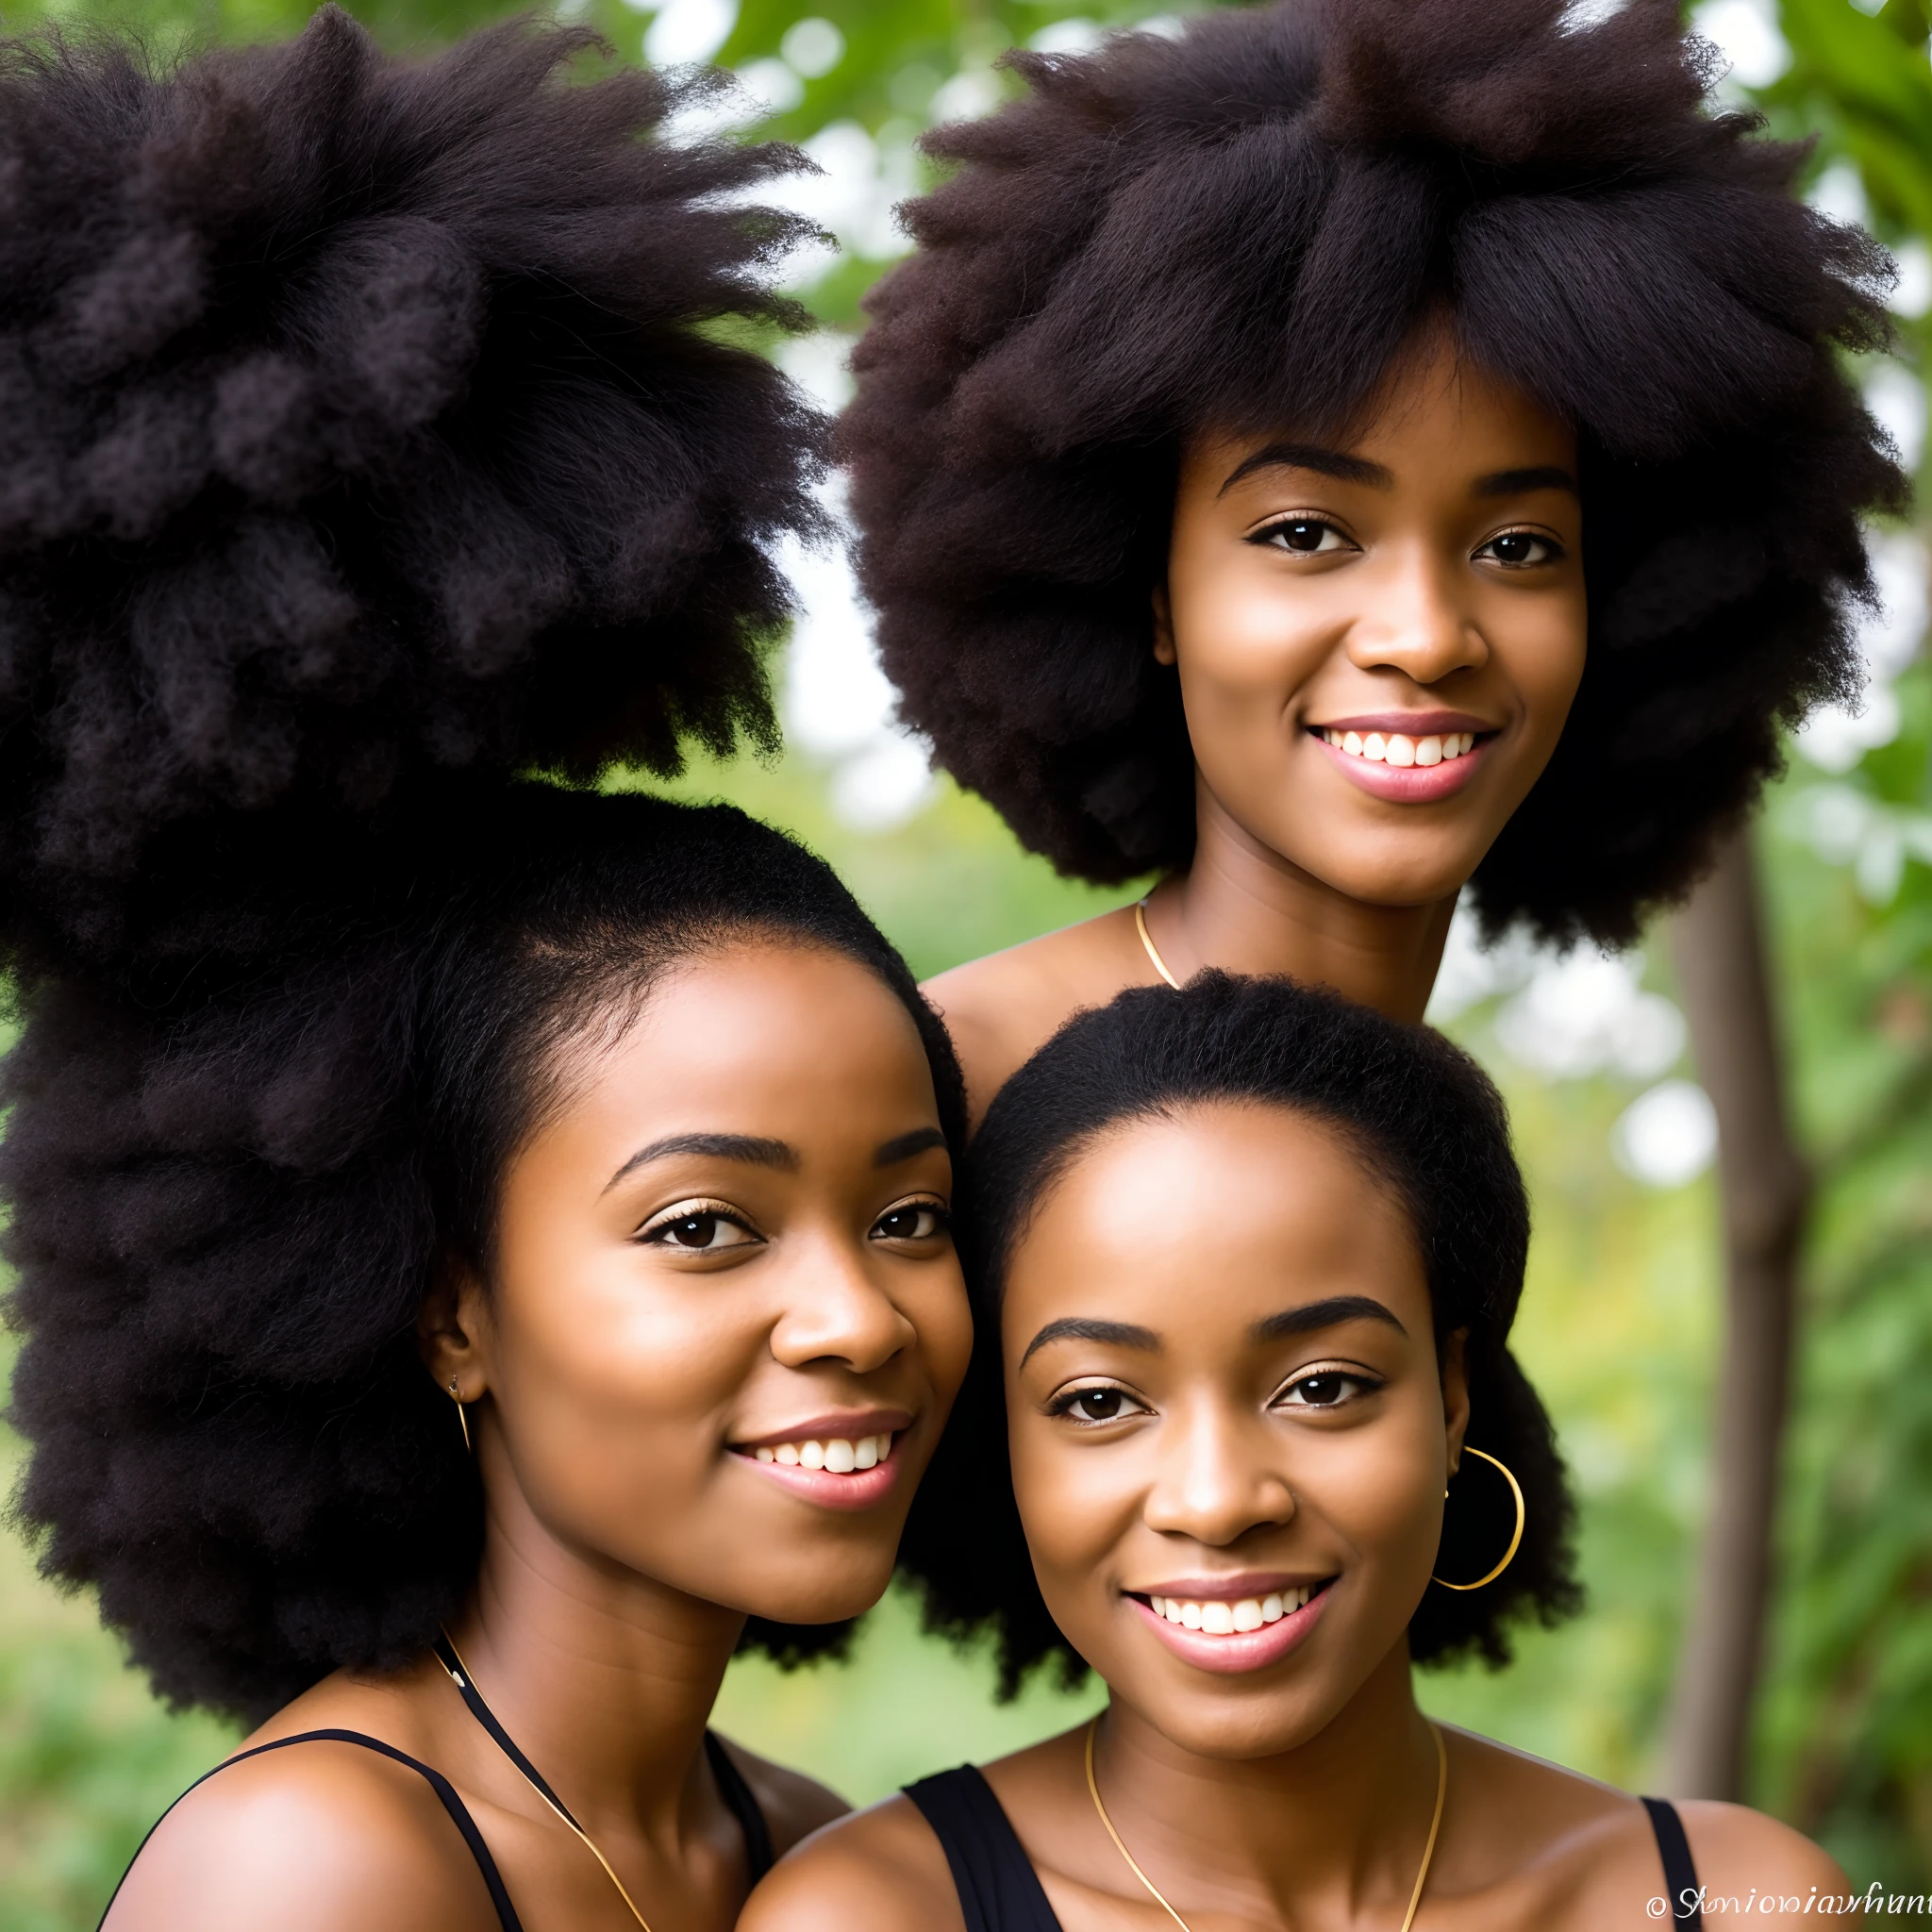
(1053, 1385, 1145, 1424)
(640, 1202, 759, 1252)
(1276, 1370, 1375, 1409)
(1262, 516, 1348, 555)
(1480, 530, 1557, 567)
(871, 1202, 947, 1242)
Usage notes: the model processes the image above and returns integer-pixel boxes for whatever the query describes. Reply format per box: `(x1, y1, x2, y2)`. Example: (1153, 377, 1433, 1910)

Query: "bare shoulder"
(1678, 1798, 1848, 1902)
(923, 905, 1147, 1121)
(738, 1791, 963, 1932)
(711, 1734, 849, 1857)
(1438, 1728, 1843, 1927)
(103, 1734, 501, 1932)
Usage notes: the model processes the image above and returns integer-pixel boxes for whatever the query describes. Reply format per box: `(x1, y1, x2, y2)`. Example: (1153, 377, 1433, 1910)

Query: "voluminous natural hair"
(844, 0, 1907, 944)
(0, 11, 964, 1724)
(900, 973, 1578, 1693)
(0, 5, 824, 962)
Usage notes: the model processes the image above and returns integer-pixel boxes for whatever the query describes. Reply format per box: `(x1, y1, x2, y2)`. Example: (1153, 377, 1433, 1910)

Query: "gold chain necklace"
(436, 1630, 654, 1930)
(1135, 899, 1183, 990)
(1083, 1715, 1448, 1932)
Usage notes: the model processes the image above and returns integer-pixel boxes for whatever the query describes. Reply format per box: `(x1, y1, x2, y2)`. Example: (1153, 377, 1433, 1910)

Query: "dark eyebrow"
(1218, 441, 1393, 497)
(1020, 1316, 1160, 1369)
(1473, 464, 1578, 499)
(1252, 1295, 1407, 1341)
(874, 1126, 946, 1168)
(603, 1132, 798, 1194)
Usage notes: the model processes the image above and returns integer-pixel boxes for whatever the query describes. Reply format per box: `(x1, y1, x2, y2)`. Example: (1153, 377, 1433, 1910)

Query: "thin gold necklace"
(1083, 1714, 1448, 1932)
(436, 1629, 654, 1930)
(1135, 898, 1182, 990)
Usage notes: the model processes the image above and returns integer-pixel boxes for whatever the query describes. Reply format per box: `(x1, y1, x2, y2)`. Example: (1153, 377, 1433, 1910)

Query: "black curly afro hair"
(0, 10, 968, 1724)
(900, 972, 1578, 1695)
(844, 0, 1907, 945)
(0, 4, 825, 961)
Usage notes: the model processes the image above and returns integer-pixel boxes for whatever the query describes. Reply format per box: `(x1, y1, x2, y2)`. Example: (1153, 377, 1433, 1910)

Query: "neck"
(446, 1428, 745, 1840)
(1151, 783, 1457, 1025)
(1093, 1644, 1440, 1914)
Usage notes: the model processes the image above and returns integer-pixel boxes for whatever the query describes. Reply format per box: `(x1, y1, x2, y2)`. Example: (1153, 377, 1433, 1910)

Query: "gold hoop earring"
(448, 1380, 472, 1456)
(1432, 1445, 1524, 1591)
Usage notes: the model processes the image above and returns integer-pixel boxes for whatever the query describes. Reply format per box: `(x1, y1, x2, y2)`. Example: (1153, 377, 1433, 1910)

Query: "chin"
(1116, 1678, 1352, 1762)
(1291, 846, 1490, 910)
(736, 1560, 896, 1627)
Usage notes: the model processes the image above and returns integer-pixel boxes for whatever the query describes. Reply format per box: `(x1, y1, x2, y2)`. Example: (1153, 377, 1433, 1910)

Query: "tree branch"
(1660, 826, 1812, 1800)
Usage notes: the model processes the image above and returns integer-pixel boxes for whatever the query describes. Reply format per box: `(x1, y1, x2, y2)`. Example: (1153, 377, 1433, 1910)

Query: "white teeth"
(756, 1432, 891, 1473)
(1146, 1589, 1316, 1633)
(1325, 729, 1480, 765)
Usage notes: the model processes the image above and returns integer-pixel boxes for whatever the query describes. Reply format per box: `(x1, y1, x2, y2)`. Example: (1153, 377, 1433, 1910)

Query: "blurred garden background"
(2, 0, 1931, 1922)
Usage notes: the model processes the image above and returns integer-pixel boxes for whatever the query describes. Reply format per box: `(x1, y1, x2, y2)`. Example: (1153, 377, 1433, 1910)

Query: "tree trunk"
(1659, 826, 1812, 1801)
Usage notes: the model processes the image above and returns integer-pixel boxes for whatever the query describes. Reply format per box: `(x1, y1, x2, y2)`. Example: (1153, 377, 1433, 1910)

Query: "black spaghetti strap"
(905, 1766, 1063, 1932)
(96, 1728, 522, 1932)
(706, 1731, 774, 1883)
(1642, 1796, 1704, 1926)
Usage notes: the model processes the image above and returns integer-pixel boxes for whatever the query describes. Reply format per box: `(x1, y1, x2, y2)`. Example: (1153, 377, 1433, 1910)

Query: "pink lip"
(735, 1440, 907, 1513)
(1311, 731, 1490, 804)
(1129, 1585, 1331, 1674)
(1309, 711, 1496, 737)
(732, 1409, 912, 1454)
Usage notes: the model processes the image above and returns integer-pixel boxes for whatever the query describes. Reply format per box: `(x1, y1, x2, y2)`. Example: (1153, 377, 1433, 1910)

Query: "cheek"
(1008, 1418, 1136, 1610)
(491, 1257, 761, 1527)
(914, 1266, 975, 1410)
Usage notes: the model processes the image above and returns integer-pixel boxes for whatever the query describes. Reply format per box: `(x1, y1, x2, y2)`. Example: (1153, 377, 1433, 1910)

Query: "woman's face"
(1004, 1103, 1466, 1757)
(1158, 330, 1587, 910)
(443, 941, 971, 1625)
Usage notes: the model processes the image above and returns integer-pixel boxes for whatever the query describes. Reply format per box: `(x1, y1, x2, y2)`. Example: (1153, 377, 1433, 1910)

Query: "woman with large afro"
(842, 0, 1908, 1118)
(0, 13, 976, 1928)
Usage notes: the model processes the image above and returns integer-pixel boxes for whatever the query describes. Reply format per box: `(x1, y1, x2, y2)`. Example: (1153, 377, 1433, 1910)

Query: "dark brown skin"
(105, 941, 974, 1932)
(744, 1105, 1842, 1930)
(927, 329, 1589, 1123)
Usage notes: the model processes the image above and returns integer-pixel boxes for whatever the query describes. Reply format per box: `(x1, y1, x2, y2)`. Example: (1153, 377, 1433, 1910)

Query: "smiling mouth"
(1310, 726, 1489, 768)
(1130, 1578, 1335, 1634)
(744, 1430, 897, 1474)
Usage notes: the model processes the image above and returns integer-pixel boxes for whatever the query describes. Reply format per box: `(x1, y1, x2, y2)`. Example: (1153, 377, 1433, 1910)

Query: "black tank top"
(906, 1766, 1707, 1928)
(99, 1725, 773, 1930)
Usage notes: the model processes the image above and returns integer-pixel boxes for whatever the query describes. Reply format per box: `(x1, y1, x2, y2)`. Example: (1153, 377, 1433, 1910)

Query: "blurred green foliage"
(2, 0, 1931, 1922)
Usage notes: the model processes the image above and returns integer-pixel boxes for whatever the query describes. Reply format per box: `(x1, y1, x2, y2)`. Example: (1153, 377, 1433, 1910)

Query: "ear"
(418, 1260, 492, 1405)
(1440, 1327, 1471, 1473)
(1151, 583, 1177, 666)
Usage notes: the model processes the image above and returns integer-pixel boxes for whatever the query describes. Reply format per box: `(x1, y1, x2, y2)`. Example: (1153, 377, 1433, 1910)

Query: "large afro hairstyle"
(0, 8, 967, 1724)
(843, 0, 1908, 945)
(899, 972, 1579, 1695)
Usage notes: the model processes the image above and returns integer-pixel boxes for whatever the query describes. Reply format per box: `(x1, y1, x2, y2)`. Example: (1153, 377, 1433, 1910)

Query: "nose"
(1346, 540, 1488, 686)
(766, 1231, 917, 1376)
(1141, 1404, 1295, 1547)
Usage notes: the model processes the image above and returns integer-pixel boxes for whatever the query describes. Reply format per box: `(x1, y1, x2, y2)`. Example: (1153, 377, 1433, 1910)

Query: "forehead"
(1182, 334, 1577, 493)
(529, 941, 939, 1167)
(1002, 1102, 1427, 1338)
